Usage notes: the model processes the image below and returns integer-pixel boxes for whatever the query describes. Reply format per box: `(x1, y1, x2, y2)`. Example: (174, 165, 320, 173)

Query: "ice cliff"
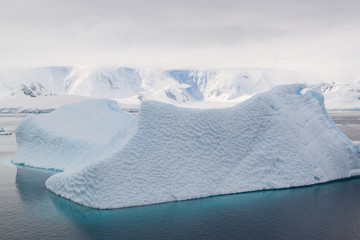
(13, 84, 360, 209)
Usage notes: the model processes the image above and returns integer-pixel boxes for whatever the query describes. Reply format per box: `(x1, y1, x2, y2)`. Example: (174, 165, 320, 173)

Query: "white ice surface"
(13, 84, 360, 209)
(12, 99, 136, 171)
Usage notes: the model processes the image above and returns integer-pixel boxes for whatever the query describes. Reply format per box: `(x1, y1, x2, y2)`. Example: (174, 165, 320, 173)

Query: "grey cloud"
(1, 0, 360, 82)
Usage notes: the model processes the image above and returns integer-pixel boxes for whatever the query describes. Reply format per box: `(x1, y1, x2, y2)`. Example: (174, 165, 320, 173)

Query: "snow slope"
(12, 84, 359, 209)
(64, 67, 142, 99)
(321, 79, 360, 110)
(12, 99, 136, 171)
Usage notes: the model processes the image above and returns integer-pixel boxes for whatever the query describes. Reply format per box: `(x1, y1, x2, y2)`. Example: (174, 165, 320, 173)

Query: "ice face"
(13, 84, 360, 209)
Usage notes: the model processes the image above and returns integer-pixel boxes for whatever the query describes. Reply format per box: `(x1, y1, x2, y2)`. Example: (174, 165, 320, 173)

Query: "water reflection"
(14, 166, 69, 222)
(15, 166, 55, 202)
(13, 164, 360, 240)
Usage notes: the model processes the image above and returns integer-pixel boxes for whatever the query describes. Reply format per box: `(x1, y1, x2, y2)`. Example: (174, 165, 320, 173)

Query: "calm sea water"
(0, 112, 359, 240)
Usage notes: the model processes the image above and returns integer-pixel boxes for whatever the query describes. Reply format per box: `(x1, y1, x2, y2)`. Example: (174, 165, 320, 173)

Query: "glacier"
(12, 84, 360, 209)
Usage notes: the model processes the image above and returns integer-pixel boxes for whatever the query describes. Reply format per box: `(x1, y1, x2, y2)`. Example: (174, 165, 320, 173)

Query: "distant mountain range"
(0, 67, 359, 110)
(320, 80, 360, 110)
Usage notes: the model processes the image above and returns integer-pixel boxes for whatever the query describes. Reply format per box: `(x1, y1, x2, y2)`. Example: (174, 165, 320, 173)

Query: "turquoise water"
(1, 158, 360, 240)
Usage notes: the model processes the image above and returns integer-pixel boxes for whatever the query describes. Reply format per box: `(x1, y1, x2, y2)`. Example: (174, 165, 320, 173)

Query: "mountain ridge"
(0, 67, 359, 110)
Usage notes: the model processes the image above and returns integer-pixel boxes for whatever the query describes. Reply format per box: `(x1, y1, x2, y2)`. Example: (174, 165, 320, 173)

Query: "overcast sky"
(1, 0, 360, 82)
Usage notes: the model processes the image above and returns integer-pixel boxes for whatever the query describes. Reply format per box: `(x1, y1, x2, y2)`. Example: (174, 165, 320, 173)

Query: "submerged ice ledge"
(12, 84, 360, 209)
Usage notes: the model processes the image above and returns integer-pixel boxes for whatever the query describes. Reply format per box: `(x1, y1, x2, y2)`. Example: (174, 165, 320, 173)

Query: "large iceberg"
(13, 84, 360, 209)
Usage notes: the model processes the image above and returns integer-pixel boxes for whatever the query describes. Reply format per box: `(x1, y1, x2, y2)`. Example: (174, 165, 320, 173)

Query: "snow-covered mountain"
(0, 66, 358, 110)
(320, 80, 360, 110)
(0, 67, 305, 103)
(0, 67, 70, 98)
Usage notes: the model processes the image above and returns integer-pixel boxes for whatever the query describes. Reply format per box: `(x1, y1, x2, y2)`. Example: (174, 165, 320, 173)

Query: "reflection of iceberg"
(14, 84, 360, 209)
(14, 166, 61, 220)
(15, 166, 55, 202)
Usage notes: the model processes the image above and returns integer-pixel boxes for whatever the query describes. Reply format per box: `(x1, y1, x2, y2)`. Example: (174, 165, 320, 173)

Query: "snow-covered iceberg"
(0, 124, 12, 135)
(12, 99, 136, 171)
(13, 84, 360, 209)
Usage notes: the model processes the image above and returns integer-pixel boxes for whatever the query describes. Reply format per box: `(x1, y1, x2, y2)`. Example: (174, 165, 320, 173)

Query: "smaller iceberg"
(0, 124, 12, 135)
(13, 84, 360, 209)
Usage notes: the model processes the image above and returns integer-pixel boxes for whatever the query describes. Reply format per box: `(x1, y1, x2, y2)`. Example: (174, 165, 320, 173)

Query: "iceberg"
(12, 99, 136, 171)
(0, 124, 12, 135)
(13, 84, 360, 209)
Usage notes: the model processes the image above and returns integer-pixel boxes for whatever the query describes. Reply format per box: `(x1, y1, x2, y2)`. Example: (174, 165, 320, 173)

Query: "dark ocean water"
(1, 160, 360, 240)
(0, 112, 359, 240)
